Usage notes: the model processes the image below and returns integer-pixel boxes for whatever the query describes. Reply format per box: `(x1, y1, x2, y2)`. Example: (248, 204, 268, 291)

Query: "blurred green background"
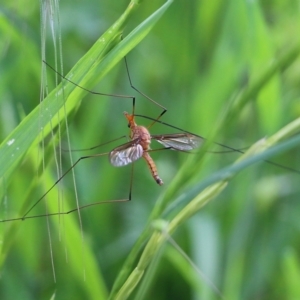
(1, 0, 300, 299)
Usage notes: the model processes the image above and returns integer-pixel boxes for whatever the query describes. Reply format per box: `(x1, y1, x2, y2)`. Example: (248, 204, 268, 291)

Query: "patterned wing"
(152, 133, 203, 151)
(109, 139, 143, 167)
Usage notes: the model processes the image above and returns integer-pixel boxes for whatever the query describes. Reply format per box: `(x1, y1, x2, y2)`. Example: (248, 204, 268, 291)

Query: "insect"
(110, 111, 201, 185)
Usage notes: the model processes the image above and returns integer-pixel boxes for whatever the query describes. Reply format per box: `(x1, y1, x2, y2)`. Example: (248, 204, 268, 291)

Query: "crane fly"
(110, 111, 201, 185)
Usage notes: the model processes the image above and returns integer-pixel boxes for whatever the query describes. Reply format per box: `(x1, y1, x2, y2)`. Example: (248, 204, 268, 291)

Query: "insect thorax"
(131, 126, 151, 150)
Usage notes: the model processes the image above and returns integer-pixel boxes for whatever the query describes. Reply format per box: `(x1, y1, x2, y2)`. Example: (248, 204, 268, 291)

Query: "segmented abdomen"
(143, 152, 163, 186)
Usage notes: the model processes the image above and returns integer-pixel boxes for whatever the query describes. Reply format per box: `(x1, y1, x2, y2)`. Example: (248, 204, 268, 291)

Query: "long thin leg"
(128, 163, 134, 201)
(20, 152, 109, 221)
(1, 197, 130, 223)
(43, 60, 135, 101)
(123, 56, 167, 127)
(61, 135, 127, 152)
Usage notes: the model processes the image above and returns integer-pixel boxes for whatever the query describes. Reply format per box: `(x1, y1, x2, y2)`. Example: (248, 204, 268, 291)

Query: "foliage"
(0, 0, 300, 299)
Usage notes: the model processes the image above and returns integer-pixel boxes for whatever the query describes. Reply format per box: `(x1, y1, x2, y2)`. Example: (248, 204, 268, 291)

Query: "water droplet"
(7, 139, 15, 146)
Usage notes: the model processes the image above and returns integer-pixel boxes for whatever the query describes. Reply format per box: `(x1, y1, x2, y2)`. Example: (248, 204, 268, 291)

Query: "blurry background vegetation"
(1, 0, 300, 299)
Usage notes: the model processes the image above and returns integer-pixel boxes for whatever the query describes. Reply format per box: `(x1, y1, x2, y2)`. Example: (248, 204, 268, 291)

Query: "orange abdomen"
(143, 152, 163, 186)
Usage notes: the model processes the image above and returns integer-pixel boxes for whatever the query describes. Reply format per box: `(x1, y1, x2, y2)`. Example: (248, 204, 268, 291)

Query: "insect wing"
(109, 140, 143, 167)
(152, 133, 203, 151)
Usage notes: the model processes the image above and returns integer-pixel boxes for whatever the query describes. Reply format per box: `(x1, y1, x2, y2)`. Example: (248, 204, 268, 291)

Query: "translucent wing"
(151, 133, 203, 151)
(109, 139, 143, 167)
